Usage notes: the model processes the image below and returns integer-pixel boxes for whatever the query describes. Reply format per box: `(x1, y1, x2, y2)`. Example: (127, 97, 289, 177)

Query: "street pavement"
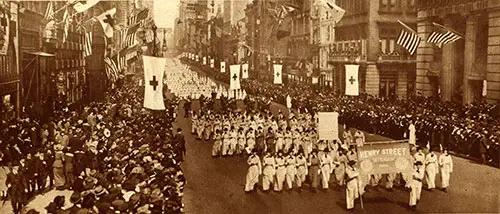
(178, 65, 499, 214)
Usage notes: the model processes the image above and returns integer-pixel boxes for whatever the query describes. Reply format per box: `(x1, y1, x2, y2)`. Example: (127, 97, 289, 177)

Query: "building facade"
(329, 0, 416, 98)
(416, 0, 500, 104)
(0, 1, 19, 120)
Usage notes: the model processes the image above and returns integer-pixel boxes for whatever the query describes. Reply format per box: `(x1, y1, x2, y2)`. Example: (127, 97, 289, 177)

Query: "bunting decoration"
(44, 1, 54, 20)
(396, 20, 421, 55)
(62, 8, 71, 43)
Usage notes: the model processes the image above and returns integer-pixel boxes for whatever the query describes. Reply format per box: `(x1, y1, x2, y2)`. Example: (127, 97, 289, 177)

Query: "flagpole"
(432, 22, 465, 38)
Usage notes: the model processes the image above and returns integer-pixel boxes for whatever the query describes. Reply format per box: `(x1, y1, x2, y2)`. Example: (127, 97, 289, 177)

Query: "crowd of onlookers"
(0, 77, 185, 213)
(185, 58, 499, 167)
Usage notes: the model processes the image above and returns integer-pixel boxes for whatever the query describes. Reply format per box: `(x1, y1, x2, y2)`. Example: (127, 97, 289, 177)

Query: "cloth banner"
(195, 55, 199, 62)
(210, 59, 215, 68)
(273, 64, 283, 84)
(203, 56, 207, 65)
(143, 56, 166, 110)
(230, 65, 241, 90)
(318, 112, 339, 140)
(345, 64, 359, 96)
(241, 63, 249, 79)
(357, 143, 412, 176)
(220, 61, 226, 73)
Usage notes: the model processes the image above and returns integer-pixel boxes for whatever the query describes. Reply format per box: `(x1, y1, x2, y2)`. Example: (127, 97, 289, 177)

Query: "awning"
(23, 51, 56, 57)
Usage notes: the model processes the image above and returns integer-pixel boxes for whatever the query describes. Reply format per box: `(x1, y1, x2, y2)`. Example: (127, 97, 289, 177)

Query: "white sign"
(318, 112, 339, 140)
(220, 61, 226, 73)
(241, 63, 249, 79)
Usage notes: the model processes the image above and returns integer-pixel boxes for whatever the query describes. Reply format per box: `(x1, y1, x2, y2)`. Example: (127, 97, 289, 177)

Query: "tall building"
(317, 1, 338, 86)
(329, 0, 417, 98)
(0, 1, 20, 120)
(416, 0, 500, 104)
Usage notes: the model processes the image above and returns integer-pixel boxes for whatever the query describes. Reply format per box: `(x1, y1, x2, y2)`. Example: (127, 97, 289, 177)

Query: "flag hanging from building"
(345, 64, 359, 96)
(210, 59, 215, 68)
(73, 0, 100, 13)
(241, 63, 249, 79)
(143, 55, 166, 110)
(427, 22, 463, 46)
(118, 51, 126, 72)
(220, 61, 226, 73)
(83, 31, 92, 57)
(230, 65, 241, 90)
(104, 57, 119, 82)
(396, 20, 421, 55)
(62, 8, 71, 43)
(44, 1, 54, 20)
(128, 8, 149, 26)
(125, 24, 139, 47)
(316, 0, 345, 23)
(273, 64, 283, 84)
(96, 8, 116, 38)
(203, 56, 207, 65)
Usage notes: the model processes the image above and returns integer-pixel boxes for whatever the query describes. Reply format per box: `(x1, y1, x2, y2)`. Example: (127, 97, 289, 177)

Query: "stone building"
(416, 0, 500, 104)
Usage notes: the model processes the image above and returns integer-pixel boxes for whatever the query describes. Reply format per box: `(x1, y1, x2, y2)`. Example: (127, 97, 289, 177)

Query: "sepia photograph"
(0, 0, 498, 213)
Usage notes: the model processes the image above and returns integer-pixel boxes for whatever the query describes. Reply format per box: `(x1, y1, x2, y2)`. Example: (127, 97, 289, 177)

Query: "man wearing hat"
(6, 164, 26, 214)
(345, 160, 360, 210)
(409, 161, 425, 209)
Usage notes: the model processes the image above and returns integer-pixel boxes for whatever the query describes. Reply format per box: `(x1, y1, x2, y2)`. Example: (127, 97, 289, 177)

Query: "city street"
(177, 66, 499, 214)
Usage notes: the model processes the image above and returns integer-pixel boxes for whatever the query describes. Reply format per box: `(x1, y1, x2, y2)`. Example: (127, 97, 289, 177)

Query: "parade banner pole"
(358, 180, 364, 210)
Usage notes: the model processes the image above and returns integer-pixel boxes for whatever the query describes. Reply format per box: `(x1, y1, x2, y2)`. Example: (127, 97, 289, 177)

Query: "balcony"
(377, 46, 416, 63)
(327, 40, 367, 63)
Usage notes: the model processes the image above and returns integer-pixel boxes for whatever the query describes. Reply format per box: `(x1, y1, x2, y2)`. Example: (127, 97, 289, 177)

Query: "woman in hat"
(333, 148, 347, 188)
(245, 128, 256, 155)
(409, 161, 425, 209)
(236, 128, 247, 155)
(211, 130, 222, 157)
(295, 149, 308, 191)
(283, 127, 292, 153)
(261, 150, 276, 192)
(345, 160, 360, 210)
(308, 149, 320, 192)
(52, 144, 66, 190)
(244, 149, 261, 193)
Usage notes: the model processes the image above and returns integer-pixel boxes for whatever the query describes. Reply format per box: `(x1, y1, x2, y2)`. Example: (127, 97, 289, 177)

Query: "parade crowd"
(187, 59, 499, 167)
(0, 78, 185, 213)
(186, 86, 454, 210)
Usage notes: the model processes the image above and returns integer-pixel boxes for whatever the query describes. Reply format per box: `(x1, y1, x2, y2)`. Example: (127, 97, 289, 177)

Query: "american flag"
(104, 57, 119, 82)
(83, 31, 92, 57)
(128, 8, 149, 26)
(396, 20, 421, 55)
(145, 30, 154, 43)
(427, 22, 463, 46)
(117, 51, 126, 71)
(125, 24, 139, 48)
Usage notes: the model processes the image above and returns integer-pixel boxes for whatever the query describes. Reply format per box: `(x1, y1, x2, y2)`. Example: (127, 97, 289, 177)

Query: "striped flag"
(44, 1, 54, 20)
(83, 31, 92, 57)
(128, 8, 149, 26)
(396, 20, 421, 55)
(427, 22, 463, 47)
(62, 9, 71, 43)
(145, 30, 154, 43)
(104, 57, 119, 82)
(125, 24, 139, 47)
(117, 51, 126, 71)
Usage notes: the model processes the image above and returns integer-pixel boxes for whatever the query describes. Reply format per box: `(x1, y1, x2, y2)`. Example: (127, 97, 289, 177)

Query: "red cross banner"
(241, 63, 249, 79)
(345, 64, 359, 96)
(143, 55, 166, 110)
(273, 64, 283, 84)
(230, 64, 241, 90)
(220, 61, 226, 73)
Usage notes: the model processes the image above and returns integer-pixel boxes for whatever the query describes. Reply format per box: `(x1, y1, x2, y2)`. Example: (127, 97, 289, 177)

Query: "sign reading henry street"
(357, 142, 412, 175)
